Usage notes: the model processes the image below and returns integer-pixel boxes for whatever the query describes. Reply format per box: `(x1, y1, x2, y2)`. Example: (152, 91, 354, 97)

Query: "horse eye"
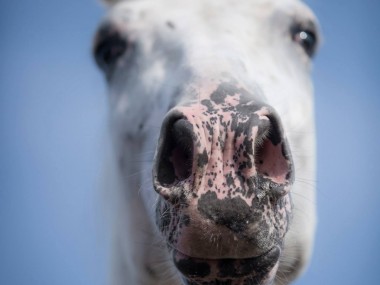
(292, 28, 317, 57)
(94, 27, 128, 73)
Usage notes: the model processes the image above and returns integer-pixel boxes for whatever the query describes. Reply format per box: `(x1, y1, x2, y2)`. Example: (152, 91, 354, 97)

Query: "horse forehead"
(109, 0, 301, 7)
(107, 0, 318, 50)
(109, 0, 306, 21)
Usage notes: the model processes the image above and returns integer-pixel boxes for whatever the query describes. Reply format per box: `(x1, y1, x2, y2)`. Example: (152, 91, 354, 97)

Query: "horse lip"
(172, 246, 281, 280)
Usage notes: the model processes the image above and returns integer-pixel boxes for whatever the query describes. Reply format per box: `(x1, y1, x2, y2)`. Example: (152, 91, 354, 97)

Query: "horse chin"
(172, 246, 281, 285)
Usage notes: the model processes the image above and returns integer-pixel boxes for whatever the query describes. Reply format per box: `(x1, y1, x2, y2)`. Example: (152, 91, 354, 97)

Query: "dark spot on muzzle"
(198, 191, 253, 233)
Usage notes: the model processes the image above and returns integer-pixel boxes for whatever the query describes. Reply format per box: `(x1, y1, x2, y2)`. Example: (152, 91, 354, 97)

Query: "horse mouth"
(172, 246, 281, 284)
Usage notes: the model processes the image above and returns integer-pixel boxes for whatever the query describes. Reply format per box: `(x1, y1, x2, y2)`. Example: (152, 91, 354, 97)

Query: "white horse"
(93, 0, 320, 284)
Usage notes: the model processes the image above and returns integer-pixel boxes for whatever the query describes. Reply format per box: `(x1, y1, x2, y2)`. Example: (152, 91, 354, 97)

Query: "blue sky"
(0, 0, 379, 284)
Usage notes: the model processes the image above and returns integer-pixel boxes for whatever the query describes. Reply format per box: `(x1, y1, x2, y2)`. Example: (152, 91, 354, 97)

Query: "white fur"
(96, 0, 319, 284)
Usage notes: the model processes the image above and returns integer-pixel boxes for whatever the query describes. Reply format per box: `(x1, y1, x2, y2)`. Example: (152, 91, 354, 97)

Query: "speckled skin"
(153, 79, 294, 284)
(95, 1, 320, 285)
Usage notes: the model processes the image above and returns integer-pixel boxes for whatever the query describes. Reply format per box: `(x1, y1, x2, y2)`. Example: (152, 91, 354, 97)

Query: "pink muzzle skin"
(153, 80, 294, 285)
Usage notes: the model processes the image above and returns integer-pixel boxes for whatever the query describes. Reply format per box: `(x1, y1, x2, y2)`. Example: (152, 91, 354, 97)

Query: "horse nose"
(153, 104, 294, 203)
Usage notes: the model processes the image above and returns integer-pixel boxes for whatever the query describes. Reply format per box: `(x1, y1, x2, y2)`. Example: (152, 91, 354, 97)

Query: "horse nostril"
(254, 115, 293, 186)
(156, 119, 194, 186)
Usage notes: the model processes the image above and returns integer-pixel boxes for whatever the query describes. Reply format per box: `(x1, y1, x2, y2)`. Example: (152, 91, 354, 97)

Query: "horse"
(93, 0, 320, 284)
